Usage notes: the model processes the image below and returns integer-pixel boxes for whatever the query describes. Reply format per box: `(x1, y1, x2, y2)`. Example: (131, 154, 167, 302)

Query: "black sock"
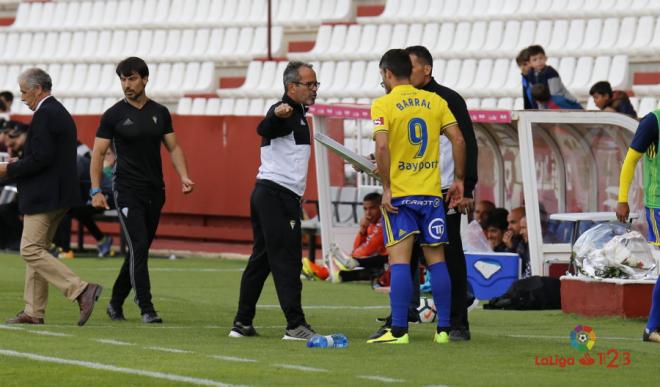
(437, 326, 450, 334)
(391, 326, 408, 337)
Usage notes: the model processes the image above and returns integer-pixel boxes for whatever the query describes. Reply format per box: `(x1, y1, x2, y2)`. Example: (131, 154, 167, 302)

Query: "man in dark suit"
(0, 68, 102, 326)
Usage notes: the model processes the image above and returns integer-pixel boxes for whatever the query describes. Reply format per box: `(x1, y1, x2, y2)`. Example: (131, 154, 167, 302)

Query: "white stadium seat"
(608, 55, 629, 90)
(638, 97, 658, 117)
(190, 97, 206, 114)
(205, 97, 222, 115)
(177, 97, 193, 114)
(497, 97, 514, 109)
(219, 98, 234, 115)
(569, 56, 594, 94)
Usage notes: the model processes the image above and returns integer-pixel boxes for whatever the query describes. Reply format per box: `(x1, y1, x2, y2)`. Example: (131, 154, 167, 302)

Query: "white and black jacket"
(255, 95, 311, 197)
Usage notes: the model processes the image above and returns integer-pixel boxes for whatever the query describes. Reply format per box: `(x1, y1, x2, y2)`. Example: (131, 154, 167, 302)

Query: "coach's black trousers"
(411, 200, 469, 330)
(235, 180, 307, 329)
(111, 187, 165, 314)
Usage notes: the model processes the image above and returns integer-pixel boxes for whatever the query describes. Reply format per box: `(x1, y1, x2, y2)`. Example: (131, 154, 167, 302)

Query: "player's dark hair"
(516, 48, 530, 66)
(379, 49, 412, 80)
(116, 57, 149, 78)
(404, 45, 433, 68)
(589, 81, 613, 97)
(485, 208, 509, 231)
(363, 192, 382, 204)
(531, 83, 551, 102)
(527, 45, 546, 57)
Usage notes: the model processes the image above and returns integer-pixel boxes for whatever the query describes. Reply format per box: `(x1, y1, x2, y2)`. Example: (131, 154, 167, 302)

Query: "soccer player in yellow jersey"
(367, 49, 466, 344)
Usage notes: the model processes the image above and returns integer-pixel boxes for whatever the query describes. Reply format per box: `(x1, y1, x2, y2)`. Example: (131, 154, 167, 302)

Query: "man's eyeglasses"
(294, 81, 320, 89)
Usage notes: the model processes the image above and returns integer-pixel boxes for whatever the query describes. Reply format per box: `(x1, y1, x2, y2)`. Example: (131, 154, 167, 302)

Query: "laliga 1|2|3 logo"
(534, 325, 632, 368)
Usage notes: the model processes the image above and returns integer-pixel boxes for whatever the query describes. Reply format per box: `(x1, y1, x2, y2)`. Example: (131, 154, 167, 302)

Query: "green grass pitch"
(0, 253, 658, 386)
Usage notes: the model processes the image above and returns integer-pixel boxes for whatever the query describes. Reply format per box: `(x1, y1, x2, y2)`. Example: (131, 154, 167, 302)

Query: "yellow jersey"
(371, 84, 457, 198)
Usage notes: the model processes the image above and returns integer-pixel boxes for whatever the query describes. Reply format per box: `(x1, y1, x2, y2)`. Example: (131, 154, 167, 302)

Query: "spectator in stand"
(503, 206, 525, 253)
(474, 199, 495, 230)
(517, 48, 536, 110)
(0, 91, 14, 113)
(589, 81, 638, 118)
(331, 192, 388, 282)
(527, 45, 579, 106)
(484, 208, 509, 252)
(532, 84, 583, 110)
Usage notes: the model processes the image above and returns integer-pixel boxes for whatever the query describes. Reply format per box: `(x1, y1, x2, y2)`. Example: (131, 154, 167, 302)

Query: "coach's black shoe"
(141, 311, 163, 324)
(106, 304, 125, 321)
(449, 327, 471, 341)
(228, 321, 258, 338)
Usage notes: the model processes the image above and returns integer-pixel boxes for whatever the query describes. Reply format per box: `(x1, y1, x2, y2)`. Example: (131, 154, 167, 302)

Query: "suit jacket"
(6, 97, 81, 215)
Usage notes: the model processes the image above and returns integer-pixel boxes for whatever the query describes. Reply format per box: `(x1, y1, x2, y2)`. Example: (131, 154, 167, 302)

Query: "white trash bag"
(462, 220, 493, 252)
(573, 222, 656, 279)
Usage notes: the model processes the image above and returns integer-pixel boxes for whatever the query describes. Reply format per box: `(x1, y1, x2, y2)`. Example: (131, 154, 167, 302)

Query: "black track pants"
(110, 188, 165, 314)
(235, 181, 306, 329)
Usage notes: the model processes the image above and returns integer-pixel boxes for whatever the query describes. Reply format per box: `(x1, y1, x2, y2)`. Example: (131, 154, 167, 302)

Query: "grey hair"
(18, 68, 52, 92)
(283, 61, 313, 92)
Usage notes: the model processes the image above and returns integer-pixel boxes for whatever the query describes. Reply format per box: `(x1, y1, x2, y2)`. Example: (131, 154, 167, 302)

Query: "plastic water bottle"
(306, 334, 349, 349)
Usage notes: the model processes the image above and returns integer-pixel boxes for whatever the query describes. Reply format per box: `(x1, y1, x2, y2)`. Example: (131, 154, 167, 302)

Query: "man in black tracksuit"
(90, 57, 194, 323)
(408, 46, 478, 340)
(230, 62, 319, 341)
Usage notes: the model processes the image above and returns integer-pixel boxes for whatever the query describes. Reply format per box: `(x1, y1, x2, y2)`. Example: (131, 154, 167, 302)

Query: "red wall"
(12, 113, 333, 243)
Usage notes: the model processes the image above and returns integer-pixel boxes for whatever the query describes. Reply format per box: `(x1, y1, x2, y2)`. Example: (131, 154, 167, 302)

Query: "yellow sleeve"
(371, 98, 388, 138)
(437, 96, 457, 134)
(618, 148, 643, 202)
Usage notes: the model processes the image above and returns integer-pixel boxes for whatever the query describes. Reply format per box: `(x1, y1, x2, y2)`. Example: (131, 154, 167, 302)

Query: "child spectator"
(516, 48, 536, 109)
(484, 208, 509, 252)
(532, 84, 583, 110)
(589, 81, 638, 118)
(527, 45, 579, 105)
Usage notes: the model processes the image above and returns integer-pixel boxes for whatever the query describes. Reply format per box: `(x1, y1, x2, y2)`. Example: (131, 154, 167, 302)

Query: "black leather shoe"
(449, 327, 471, 341)
(142, 311, 163, 324)
(106, 304, 126, 321)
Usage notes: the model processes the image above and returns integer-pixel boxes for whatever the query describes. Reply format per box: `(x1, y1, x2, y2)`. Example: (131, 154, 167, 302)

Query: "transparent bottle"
(306, 334, 349, 348)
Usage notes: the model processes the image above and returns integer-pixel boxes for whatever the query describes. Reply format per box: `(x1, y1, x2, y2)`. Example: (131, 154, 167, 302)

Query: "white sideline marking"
(0, 349, 244, 387)
(29, 330, 73, 337)
(147, 346, 193, 354)
(357, 375, 405, 383)
(259, 305, 388, 310)
(0, 325, 71, 337)
(211, 355, 257, 363)
(0, 325, 24, 331)
(273, 364, 329, 373)
(95, 339, 134, 346)
(504, 334, 639, 342)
